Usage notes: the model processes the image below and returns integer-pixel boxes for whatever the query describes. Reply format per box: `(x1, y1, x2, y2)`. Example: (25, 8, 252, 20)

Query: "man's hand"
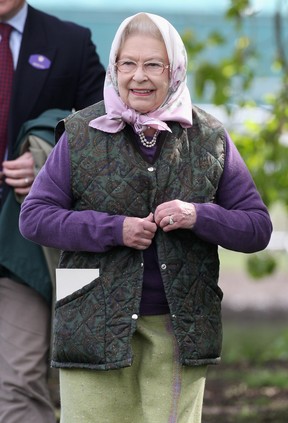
(2, 152, 35, 195)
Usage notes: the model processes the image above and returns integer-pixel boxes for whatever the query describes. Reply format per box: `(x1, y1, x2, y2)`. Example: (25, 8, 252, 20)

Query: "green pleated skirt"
(59, 314, 207, 423)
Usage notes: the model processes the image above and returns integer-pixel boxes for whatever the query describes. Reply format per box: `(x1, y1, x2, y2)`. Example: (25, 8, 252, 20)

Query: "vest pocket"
(194, 282, 223, 358)
(51, 277, 106, 369)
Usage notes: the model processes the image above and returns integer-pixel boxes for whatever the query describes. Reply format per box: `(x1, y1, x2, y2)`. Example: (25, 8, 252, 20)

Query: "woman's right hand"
(123, 212, 157, 250)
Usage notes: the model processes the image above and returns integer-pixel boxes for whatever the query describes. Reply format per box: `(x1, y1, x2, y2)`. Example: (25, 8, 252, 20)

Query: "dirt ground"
(203, 360, 288, 423)
(202, 265, 288, 423)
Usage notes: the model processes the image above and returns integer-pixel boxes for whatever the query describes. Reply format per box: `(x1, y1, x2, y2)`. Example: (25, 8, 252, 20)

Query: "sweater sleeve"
(192, 132, 272, 253)
(19, 132, 125, 252)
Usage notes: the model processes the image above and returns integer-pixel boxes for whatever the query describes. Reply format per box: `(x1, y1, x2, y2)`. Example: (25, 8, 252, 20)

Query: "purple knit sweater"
(19, 130, 272, 315)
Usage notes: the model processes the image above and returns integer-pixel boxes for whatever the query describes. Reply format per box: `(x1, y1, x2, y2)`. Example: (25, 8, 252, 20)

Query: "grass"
(203, 313, 288, 423)
(222, 319, 288, 363)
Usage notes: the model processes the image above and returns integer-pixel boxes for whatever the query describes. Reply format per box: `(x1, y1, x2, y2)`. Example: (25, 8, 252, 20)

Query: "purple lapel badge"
(28, 54, 51, 70)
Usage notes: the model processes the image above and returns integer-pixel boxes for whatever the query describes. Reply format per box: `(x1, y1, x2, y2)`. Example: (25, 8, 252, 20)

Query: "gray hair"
(118, 13, 164, 52)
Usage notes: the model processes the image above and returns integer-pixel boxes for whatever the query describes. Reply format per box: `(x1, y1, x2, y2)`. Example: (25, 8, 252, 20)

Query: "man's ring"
(24, 177, 30, 185)
(169, 215, 174, 225)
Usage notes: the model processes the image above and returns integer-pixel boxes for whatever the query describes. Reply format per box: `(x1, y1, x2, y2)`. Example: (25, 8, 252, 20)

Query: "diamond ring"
(169, 215, 174, 225)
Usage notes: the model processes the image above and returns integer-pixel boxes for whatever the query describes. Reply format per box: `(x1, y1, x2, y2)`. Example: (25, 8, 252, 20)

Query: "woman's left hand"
(154, 200, 197, 232)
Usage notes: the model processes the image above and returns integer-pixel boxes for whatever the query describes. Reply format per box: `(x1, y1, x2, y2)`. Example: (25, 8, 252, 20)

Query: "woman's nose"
(132, 65, 148, 81)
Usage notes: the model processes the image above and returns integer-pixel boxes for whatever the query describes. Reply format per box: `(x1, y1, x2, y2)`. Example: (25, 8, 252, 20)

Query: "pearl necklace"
(138, 130, 159, 148)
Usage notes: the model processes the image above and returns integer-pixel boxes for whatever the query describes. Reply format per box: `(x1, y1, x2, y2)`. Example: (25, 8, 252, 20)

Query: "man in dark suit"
(0, 1, 105, 421)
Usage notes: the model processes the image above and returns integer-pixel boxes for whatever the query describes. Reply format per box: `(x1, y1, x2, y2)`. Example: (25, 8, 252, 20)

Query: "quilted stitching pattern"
(52, 103, 225, 369)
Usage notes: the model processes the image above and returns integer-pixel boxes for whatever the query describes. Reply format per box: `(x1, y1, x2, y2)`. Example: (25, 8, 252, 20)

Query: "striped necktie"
(0, 23, 14, 166)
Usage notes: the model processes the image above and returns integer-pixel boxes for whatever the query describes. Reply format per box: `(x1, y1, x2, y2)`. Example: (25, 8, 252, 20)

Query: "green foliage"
(182, 27, 256, 105)
(183, 0, 259, 105)
(183, 0, 288, 277)
(246, 252, 277, 279)
(225, 0, 251, 20)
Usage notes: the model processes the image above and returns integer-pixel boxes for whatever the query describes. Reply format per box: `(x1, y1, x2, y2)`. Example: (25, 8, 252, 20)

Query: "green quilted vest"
(52, 101, 226, 370)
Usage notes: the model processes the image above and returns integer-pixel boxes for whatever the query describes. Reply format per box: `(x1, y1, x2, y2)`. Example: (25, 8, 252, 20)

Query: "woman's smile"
(131, 89, 154, 95)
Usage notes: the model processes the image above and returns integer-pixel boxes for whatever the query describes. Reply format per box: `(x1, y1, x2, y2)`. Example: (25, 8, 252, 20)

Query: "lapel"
(10, 6, 57, 143)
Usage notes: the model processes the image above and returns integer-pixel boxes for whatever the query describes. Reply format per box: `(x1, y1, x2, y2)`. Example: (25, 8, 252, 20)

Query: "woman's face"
(116, 34, 170, 113)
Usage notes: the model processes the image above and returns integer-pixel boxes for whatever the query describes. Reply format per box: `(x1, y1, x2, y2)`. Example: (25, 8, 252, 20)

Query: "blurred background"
(29, 1, 288, 421)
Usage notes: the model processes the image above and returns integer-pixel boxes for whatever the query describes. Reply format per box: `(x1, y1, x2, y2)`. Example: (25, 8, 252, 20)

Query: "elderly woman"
(19, 12, 272, 423)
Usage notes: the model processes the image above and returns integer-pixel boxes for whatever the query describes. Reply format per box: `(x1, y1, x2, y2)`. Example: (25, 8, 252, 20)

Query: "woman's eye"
(121, 61, 137, 70)
(146, 62, 162, 69)
(123, 61, 135, 67)
(116, 60, 137, 72)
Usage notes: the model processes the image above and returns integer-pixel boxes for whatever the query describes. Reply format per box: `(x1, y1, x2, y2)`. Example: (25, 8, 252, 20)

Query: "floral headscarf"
(89, 12, 192, 134)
